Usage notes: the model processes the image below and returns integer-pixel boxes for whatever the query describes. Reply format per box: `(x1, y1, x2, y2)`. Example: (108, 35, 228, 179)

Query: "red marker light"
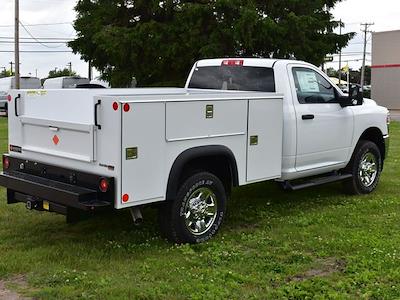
(3, 156, 9, 169)
(112, 102, 119, 111)
(99, 178, 109, 193)
(122, 194, 129, 202)
(221, 59, 244, 66)
(123, 103, 130, 112)
(7, 95, 12, 102)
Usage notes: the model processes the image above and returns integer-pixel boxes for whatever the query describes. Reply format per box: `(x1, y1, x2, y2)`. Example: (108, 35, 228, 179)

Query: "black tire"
(343, 140, 382, 195)
(158, 172, 227, 244)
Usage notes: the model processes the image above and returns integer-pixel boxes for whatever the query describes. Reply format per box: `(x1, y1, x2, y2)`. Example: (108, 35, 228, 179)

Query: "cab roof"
(195, 58, 307, 68)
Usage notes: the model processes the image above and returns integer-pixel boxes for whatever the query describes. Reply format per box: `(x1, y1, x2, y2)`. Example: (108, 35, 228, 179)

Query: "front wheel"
(343, 140, 382, 195)
(159, 172, 227, 244)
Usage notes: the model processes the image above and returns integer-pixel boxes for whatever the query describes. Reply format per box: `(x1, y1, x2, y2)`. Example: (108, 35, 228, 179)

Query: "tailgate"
(19, 116, 96, 162)
(9, 90, 98, 162)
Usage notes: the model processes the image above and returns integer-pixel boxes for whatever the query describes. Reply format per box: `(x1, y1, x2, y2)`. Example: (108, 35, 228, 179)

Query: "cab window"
(292, 67, 337, 104)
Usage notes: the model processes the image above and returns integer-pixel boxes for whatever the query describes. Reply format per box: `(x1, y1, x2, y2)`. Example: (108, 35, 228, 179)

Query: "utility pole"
(14, 0, 20, 89)
(88, 60, 92, 80)
(338, 19, 343, 85)
(67, 62, 72, 74)
(360, 22, 374, 90)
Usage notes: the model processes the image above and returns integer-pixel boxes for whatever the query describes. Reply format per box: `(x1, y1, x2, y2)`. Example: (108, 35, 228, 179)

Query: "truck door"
(288, 65, 354, 171)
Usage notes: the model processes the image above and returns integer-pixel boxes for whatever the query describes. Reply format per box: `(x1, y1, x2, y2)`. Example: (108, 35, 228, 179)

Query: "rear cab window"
(188, 65, 276, 92)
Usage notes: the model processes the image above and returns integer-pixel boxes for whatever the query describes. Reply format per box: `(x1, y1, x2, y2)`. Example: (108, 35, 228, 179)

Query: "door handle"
(302, 114, 315, 120)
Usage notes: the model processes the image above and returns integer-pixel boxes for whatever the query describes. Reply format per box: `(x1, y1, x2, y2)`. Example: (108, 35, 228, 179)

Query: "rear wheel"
(343, 140, 382, 195)
(159, 172, 227, 244)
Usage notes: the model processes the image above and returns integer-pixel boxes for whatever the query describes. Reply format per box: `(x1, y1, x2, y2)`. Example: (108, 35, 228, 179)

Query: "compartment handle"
(14, 94, 21, 117)
(94, 100, 101, 129)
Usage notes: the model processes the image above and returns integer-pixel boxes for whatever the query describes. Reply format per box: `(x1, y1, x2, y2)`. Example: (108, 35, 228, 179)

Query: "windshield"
(188, 66, 275, 92)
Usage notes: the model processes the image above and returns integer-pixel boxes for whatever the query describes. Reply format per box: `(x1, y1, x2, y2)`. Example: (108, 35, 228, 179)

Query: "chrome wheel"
(184, 187, 218, 236)
(358, 152, 378, 187)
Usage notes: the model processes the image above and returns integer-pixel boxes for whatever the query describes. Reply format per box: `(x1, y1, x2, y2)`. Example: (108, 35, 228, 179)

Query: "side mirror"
(349, 85, 364, 106)
(337, 85, 364, 107)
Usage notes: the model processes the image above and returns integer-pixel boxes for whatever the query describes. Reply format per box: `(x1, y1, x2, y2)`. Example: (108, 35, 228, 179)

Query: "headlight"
(387, 112, 391, 125)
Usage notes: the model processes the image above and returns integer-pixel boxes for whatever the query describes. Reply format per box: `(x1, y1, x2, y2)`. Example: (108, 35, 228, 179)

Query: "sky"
(0, 0, 400, 79)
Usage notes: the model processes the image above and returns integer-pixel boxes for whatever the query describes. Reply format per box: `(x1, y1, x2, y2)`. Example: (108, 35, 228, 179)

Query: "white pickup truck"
(0, 58, 390, 244)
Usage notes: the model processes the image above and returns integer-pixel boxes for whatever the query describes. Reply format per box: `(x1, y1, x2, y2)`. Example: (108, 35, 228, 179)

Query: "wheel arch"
(354, 127, 386, 163)
(166, 145, 239, 201)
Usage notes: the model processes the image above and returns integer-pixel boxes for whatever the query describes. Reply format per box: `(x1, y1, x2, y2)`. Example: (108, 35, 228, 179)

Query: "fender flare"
(166, 145, 239, 200)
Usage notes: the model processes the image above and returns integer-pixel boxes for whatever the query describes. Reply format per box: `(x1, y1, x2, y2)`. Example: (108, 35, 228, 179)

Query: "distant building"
(371, 30, 400, 110)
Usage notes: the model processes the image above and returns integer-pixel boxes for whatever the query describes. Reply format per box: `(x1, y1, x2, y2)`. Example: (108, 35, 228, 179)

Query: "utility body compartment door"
(246, 98, 283, 182)
(120, 102, 166, 206)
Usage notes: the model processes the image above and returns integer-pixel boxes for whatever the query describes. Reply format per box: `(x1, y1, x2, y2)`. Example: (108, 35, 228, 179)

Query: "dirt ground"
(0, 276, 31, 300)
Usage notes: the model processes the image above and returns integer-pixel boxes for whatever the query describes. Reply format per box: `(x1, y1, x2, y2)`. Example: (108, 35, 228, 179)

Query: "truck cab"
(185, 58, 389, 181)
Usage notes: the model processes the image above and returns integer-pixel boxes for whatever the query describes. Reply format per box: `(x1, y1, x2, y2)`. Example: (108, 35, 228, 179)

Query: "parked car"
(1, 58, 389, 244)
(43, 76, 90, 89)
(0, 76, 41, 115)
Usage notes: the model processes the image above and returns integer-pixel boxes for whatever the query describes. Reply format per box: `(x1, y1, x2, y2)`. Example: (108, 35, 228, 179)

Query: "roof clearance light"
(7, 95, 12, 102)
(112, 102, 119, 111)
(222, 59, 244, 66)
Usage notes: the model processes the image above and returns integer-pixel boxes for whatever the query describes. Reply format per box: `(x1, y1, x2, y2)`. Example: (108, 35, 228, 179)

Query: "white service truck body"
(1, 58, 390, 243)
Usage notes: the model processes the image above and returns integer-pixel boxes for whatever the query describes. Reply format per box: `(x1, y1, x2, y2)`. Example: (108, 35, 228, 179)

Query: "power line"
(0, 21, 72, 28)
(19, 21, 67, 48)
(0, 36, 74, 40)
(0, 41, 69, 44)
(0, 50, 73, 53)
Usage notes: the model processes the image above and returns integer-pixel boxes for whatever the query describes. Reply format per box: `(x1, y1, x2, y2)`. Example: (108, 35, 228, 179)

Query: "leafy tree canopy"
(47, 68, 77, 79)
(70, 0, 354, 87)
(0, 69, 13, 78)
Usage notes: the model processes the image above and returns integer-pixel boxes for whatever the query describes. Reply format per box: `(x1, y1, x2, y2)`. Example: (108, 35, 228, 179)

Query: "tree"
(0, 69, 13, 78)
(326, 67, 338, 78)
(70, 0, 354, 87)
(47, 68, 77, 79)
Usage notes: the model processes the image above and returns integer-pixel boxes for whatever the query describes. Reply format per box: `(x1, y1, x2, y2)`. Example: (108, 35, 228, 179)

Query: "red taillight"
(99, 178, 109, 193)
(221, 59, 244, 66)
(7, 95, 12, 102)
(123, 103, 130, 112)
(112, 102, 119, 111)
(3, 156, 9, 169)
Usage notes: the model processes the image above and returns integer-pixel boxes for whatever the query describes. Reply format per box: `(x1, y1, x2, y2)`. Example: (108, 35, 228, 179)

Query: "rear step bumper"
(0, 156, 114, 219)
(0, 171, 111, 211)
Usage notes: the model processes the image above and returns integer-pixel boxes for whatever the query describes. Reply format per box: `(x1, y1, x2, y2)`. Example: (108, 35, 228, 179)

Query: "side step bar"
(281, 173, 353, 191)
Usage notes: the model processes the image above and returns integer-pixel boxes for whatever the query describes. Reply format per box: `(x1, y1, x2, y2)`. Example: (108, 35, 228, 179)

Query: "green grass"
(0, 118, 399, 299)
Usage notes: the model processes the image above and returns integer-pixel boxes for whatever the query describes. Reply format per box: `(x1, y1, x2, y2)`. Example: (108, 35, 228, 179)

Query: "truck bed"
(7, 88, 283, 209)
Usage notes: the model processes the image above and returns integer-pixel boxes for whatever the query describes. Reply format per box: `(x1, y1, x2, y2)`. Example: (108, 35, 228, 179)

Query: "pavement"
(390, 110, 400, 122)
